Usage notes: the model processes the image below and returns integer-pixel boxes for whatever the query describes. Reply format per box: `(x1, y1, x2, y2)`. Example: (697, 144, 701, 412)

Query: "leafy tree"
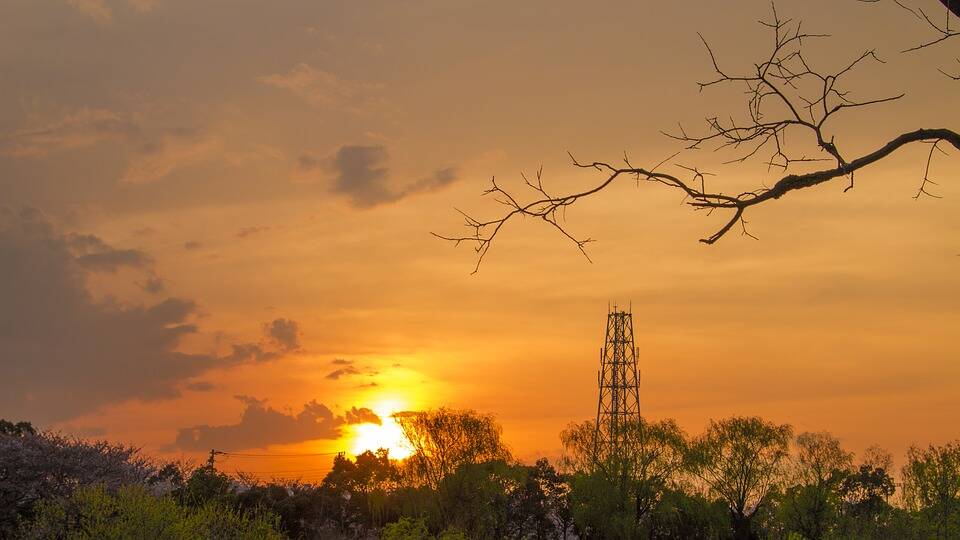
(0, 420, 35, 437)
(511, 458, 572, 539)
(175, 464, 235, 508)
(439, 459, 524, 538)
(393, 408, 511, 490)
(901, 441, 960, 539)
(686, 416, 792, 540)
(644, 488, 731, 540)
(318, 449, 403, 534)
(778, 431, 853, 539)
(837, 448, 898, 539)
(561, 416, 687, 535)
(20, 484, 281, 539)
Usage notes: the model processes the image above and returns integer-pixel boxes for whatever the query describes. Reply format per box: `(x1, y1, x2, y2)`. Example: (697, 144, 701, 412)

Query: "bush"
(20, 484, 282, 539)
(381, 516, 431, 539)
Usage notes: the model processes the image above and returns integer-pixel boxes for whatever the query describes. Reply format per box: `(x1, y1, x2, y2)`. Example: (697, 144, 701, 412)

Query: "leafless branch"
(436, 5, 959, 271)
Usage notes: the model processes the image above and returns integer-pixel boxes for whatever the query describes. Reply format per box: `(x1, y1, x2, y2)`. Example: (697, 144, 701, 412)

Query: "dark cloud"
(169, 397, 381, 451)
(330, 145, 459, 207)
(185, 381, 215, 392)
(330, 145, 392, 207)
(331, 358, 353, 365)
(236, 226, 268, 238)
(344, 406, 381, 425)
(264, 318, 300, 351)
(139, 275, 165, 294)
(0, 207, 294, 423)
(183, 240, 202, 250)
(66, 233, 152, 273)
(325, 366, 360, 380)
(403, 167, 459, 196)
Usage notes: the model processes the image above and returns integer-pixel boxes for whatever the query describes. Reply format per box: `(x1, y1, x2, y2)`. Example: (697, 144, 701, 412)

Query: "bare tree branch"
(437, 5, 958, 271)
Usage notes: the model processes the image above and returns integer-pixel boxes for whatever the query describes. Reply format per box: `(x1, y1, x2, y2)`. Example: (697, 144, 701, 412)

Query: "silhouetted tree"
(778, 431, 854, 539)
(837, 446, 899, 538)
(901, 440, 960, 539)
(0, 427, 157, 536)
(561, 417, 687, 537)
(686, 416, 792, 540)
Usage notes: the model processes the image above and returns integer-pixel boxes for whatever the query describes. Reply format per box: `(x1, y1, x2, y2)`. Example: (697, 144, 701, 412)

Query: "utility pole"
(207, 449, 224, 469)
(593, 305, 641, 463)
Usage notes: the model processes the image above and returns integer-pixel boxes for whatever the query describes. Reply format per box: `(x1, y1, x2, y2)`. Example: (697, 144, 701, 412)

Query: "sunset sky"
(2, 0, 958, 481)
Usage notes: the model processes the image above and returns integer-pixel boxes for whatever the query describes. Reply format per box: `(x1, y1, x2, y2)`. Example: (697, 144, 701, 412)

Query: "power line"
(218, 451, 343, 458)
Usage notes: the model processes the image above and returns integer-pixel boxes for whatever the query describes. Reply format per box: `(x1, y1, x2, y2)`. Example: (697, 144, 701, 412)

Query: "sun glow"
(350, 398, 414, 459)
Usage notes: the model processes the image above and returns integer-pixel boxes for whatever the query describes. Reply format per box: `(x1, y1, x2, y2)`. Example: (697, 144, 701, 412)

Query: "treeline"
(2, 413, 959, 539)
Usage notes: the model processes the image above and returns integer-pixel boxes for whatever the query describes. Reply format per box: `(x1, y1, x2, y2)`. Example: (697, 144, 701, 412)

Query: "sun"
(350, 398, 414, 459)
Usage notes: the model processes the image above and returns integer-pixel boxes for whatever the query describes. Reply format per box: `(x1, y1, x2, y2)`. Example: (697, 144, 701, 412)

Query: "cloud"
(183, 240, 202, 250)
(331, 358, 353, 365)
(120, 130, 219, 184)
(2, 108, 215, 185)
(66, 233, 152, 273)
(185, 381, 215, 392)
(1, 108, 142, 158)
(325, 366, 360, 380)
(258, 63, 382, 114)
(264, 318, 300, 351)
(237, 226, 269, 238)
(0, 207, 296, 423)
(66, 0, 158, 23)
(169, 397, 381, 451)
(344, 406, 381, 425)
(67, 0, 113, 24)
(330, 145, 392, 207)
(139, 275, 165, 294)
(328, 145, 460, 208)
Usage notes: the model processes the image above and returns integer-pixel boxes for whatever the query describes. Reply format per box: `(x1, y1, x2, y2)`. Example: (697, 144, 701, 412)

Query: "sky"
(1, 0, 958, 480)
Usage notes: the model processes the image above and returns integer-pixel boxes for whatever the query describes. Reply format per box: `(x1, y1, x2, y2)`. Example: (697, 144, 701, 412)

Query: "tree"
(438, 3, 959, 271)
(837, 446, 898, 538)
(560, 417, 687, 538)
(901, 441, 960, 539)
(778, 431, 854, 539)
(686, 416, 792, 540)
(0, 420, 35, 437)
(393, 408, 511, 531)
(439, 459, 524, 538)
(510, 458, 572, 539)
(393, 408, 511, 490)
(0, 428, 157, 536)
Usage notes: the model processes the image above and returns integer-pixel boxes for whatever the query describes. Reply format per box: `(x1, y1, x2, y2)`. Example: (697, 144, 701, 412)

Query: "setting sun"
(350, 399, 414, 459)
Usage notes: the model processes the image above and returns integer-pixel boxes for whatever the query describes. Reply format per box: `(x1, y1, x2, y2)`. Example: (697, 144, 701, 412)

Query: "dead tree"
(437, 4, 959, 272)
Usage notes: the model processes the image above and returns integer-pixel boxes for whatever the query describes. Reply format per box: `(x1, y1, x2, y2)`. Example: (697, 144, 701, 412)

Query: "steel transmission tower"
(593, 306, 641, 462)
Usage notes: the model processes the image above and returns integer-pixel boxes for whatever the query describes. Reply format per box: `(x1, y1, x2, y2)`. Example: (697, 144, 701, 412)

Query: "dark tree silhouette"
(438, 3, 959, 271)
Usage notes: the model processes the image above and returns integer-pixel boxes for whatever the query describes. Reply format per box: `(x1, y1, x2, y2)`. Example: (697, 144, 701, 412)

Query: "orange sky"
(1, 0, 957, 480)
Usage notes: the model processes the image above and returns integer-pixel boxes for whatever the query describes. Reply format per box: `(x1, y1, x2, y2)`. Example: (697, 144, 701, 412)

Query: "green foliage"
(643, 488, 731, 540)
(438, 459, 523, 538)
(394, 408, 511, 489)
(687, 416, 792, 540)
(20, 484, 282, 539)
(777, 431, 853, 540)
(901, 441, 960, 539)
(382, 516, 431, 539)
(176, 465, 236, 508)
